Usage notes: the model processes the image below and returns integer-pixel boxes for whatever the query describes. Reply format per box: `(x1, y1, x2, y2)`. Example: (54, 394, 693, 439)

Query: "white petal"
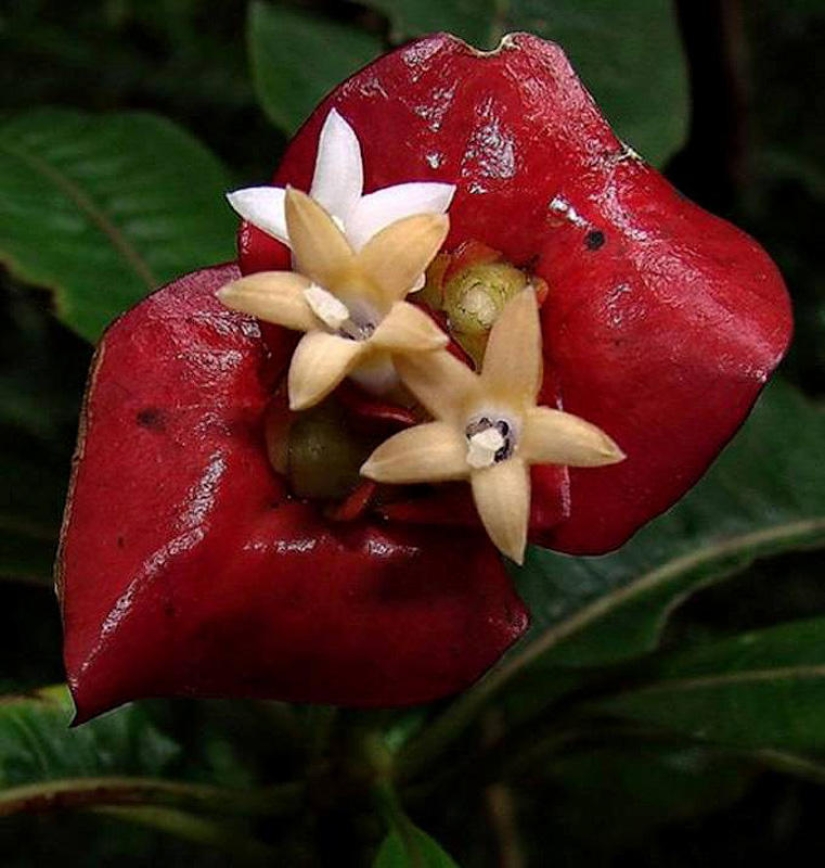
(361, 421, 470, 484)
(303, 284, 351, 330)
(347, 182, 456, 251)
(288, 331, 364, 410)
(226, 187, 289, 245)
(471, 459, 531, 565)
(466, 428, 506, 469)
(309, 109, 363, 224)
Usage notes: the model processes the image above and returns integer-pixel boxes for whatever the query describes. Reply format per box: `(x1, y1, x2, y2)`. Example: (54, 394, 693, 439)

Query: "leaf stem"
(373, 777, 427, 868)
(0, 775, 304, 818)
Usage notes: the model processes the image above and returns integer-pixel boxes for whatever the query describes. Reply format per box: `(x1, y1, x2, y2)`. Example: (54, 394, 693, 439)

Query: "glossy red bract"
(58, 265, 528, 722)
(60, 32, 792, 721)
(242, 32, 793, 554)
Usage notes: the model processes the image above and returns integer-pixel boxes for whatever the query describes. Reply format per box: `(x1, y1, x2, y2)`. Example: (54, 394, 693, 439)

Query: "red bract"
(60, 32, 792, 721)
(58, 265, 527, 722)
(241, 32, 793, 554)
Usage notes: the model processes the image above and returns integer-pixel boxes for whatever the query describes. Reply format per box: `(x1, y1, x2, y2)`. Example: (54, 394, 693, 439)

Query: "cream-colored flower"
(361, 289, 625, 564)
(218, 188, 449, 410)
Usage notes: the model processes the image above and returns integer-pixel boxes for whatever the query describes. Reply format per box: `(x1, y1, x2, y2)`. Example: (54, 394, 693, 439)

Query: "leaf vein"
(0, 139, 158, 290)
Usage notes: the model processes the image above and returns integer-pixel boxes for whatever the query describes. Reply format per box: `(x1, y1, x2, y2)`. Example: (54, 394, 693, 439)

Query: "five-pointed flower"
(227, 108, 455, 260)
(361, 289, 626, 564)
(218, 188, 450, 410)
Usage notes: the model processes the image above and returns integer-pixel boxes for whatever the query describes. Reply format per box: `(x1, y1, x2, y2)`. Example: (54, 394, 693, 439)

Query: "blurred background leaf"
(249, 1, 383, 135)
(374, 823, 461, 867)
(361, 0, 500, 47)
(515, 380, 825, 672)
(597, 616, 825, 751)
(0, 278, 89, 584)
(0, 110, 236, 341)
(0, 686, 179, 788)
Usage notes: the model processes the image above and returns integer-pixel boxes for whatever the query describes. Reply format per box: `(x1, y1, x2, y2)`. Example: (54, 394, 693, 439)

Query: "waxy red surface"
(242, 33, 793, 554)
(58, 265, 528, 721)
(60, 32, 792, 720)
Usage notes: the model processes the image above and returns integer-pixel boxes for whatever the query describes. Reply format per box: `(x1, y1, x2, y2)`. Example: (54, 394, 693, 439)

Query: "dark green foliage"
(1, 1, 824, 865)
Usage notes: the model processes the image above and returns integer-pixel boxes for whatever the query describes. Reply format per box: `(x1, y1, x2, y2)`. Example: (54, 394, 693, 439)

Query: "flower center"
(303, 284, 376, 341)
(465, 416, 515, 468)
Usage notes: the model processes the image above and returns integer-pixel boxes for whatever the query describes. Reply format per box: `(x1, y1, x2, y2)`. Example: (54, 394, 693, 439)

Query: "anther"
(465, 416, 516, 468)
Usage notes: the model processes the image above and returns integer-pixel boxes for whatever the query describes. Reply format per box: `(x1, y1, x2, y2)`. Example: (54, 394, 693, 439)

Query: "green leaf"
(373, 776, 460, 867)
(0, 687, 300, 822)
(504, 0, 689, 165)
(515, 380, 825, 672)
(0, 686, 179, 789)
(248, 1, 383, 136)
(0, 282, 89, 581)
(91, 806, 276, 866)
(0, 109, 236, 342)
(361, 0, 500, 47)
(535, 745, 755, 849)
(374, 825, 460, 868)
(596, 616, 825, 751)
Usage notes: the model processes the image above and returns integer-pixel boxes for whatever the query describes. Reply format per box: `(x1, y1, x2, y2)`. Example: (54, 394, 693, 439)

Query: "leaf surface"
(0, 686, 179, 790)
(0, 109, 235, 341)
(596, 616, 825, 750)
(249, 2, 383, 136)
(362, 0, 500, 47)
(514, 380, 825, 674)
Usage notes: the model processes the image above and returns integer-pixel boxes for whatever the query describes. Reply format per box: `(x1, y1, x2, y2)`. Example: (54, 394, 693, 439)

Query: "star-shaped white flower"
(361, 289, 625, 564)
(218, 188, 450, 411)
(227, 109, 456, 258)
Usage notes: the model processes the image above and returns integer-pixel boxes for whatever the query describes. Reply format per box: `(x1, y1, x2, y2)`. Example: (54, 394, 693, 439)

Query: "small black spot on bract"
(585, 230, 606, 251)
(136, 407, 166, 431)
(116, 535, 125, 549)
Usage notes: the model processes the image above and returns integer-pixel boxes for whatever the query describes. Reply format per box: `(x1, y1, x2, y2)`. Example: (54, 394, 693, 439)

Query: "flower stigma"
(465, 416, 515, 468)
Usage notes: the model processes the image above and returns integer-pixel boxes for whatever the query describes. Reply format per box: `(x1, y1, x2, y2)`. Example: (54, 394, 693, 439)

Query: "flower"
(246, 32, 793, 555)
(228, 108, 455, 257)
(58, 32, 792, 721)
(362, 289, 624, 563)
(218, 188, 449, 408)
